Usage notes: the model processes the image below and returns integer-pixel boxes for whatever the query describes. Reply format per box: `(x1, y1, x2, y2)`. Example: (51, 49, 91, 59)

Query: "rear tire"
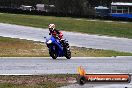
(65, 49, 71, 59)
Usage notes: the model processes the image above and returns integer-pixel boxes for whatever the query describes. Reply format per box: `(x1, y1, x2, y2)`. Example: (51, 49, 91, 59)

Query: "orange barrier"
(78, 66, 131, 85)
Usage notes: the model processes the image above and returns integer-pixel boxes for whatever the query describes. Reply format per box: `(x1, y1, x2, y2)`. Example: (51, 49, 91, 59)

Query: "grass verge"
(0, 37, 132, 57)
(0, 74, 77, 88)
(0, 13, 132, 38)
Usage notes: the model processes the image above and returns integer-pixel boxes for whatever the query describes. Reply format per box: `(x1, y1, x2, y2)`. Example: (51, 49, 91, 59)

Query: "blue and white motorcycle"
(44, 35, 71, 59)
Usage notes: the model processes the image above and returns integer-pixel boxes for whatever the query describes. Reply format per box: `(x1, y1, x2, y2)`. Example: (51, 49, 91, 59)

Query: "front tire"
(49, 51, 57, 59)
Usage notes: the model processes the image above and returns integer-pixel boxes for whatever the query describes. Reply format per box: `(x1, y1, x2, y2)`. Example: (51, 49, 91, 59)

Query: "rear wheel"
(65, 48, 71, 59)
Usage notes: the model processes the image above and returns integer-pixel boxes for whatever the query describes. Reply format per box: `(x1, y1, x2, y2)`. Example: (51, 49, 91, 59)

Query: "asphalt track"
(0, 57, 132, 75)
(0, 57, 132, 88)
(0, 23, 132, 52)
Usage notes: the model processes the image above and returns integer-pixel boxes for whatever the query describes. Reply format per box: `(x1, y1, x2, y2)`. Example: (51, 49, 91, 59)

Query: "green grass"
(0, 37, 49, 57)
(0, 82, 64, 88)
(0, 75, 77, 88)
(0, 13, 132, 38)
(0, 37, 132, 57)
(71, 47, 132, 57)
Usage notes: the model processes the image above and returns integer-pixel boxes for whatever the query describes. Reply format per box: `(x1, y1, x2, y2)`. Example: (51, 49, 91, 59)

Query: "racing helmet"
(49, 24, 55, 31)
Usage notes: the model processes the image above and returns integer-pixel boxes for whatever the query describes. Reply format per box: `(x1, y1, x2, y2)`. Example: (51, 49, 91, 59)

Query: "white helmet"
(49, 24, 55, 30)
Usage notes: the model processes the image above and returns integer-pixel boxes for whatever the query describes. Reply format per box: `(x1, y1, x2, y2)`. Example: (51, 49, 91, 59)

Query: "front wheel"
(49, 51, 57, 59)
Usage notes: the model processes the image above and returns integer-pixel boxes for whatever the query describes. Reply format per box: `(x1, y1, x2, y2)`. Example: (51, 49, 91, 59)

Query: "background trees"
(0, 0, 131, 16)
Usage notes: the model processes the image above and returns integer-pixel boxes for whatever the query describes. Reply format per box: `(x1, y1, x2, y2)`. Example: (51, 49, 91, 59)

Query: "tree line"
(0, 0, 131, 16)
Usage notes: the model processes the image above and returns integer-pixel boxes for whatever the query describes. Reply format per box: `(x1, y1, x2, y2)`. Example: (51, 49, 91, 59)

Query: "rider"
(48, 24, 65, 46)
(48, 24, 63, 41)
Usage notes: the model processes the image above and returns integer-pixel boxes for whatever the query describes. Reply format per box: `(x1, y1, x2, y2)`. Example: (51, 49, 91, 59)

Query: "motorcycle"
(44, 35, 71, 59)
